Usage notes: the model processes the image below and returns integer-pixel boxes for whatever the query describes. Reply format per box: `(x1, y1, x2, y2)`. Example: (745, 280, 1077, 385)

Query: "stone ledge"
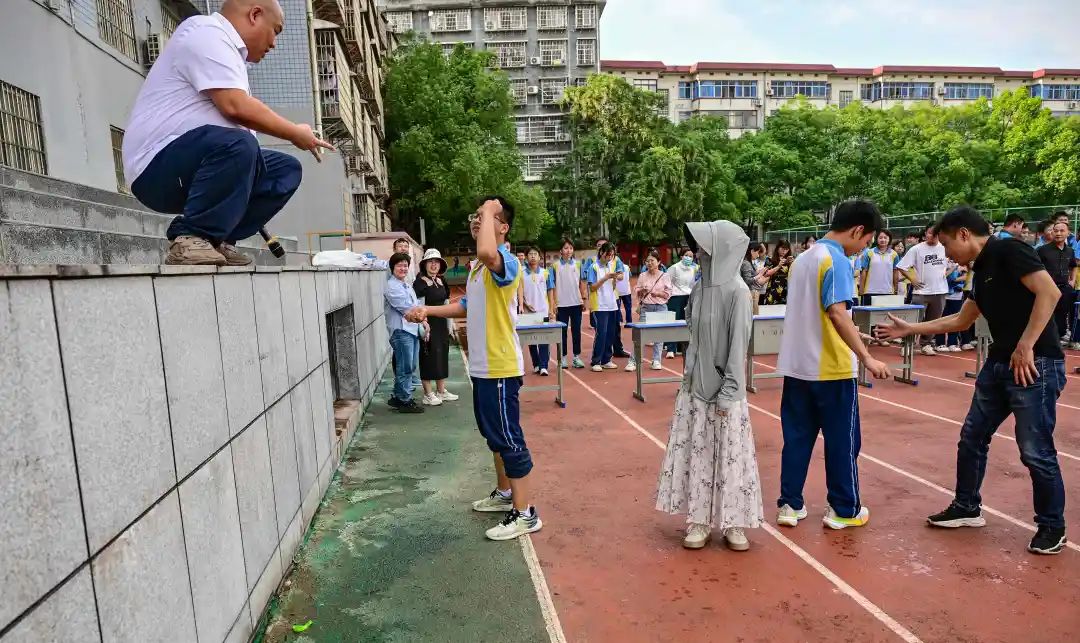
(0, 264, 386, 280)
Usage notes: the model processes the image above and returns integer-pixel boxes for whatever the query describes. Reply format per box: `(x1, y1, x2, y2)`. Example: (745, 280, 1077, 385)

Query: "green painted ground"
(259, 359, 548, 643)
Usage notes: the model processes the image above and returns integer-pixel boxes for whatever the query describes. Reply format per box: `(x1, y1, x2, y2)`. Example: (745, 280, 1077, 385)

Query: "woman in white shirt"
(636, 250, 673, 370)
(519, 247, 556, 375)
(666, 249, 698, 358)
(896, 224, 950, 355)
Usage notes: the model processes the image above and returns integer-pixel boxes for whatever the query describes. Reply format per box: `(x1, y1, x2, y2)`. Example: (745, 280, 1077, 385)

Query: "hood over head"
(684, 220, 749, 287)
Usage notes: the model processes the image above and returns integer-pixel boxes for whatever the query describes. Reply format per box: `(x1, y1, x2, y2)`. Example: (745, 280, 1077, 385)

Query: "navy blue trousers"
(131, 125, 302, 244)
(778, 377, 863, 518)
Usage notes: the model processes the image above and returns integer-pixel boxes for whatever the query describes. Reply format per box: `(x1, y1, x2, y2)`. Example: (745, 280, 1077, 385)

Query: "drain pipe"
(306, 0, 323, 137)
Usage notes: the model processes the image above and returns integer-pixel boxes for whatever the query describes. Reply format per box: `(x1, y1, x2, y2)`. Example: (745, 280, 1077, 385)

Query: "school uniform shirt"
(897, 242, 949, 296)
(776, 239, 858, 381)
(552, 257, 584, 308)
(615, 268, 633, 297)
(860, 247, 900, 295)
(522, 265, 555, 317)
(586, 259, 625, 312)
(460, 247, 524, 378)
(669, 262, 698, 296)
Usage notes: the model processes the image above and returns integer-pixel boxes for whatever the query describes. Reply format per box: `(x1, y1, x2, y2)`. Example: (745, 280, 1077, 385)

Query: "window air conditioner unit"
(530, 57, 543, 65)
(765, 88, 774, 97)
(937, 86, 946, 95)
(555, 133, 571, 142)
(145, 33, 164, 67)
(527, 85, 540, 95)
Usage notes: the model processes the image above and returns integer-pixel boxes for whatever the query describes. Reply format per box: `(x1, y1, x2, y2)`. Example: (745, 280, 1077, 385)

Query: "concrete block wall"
(0, 264, 390, 643)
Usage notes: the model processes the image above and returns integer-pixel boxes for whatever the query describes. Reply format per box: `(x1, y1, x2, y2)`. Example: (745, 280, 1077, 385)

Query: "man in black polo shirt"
(1037, 221, 1077, 342)
(877, 205, 1068, 555)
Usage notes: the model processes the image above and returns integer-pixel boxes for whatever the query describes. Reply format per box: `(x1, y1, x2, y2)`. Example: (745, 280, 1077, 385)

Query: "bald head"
(220, 0, 284, 63)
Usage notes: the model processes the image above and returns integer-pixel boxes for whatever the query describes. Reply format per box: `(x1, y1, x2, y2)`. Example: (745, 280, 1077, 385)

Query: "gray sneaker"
(472, 489, 513, 513)
(165, 236, 226, 266)
(216, 243, 253, 266)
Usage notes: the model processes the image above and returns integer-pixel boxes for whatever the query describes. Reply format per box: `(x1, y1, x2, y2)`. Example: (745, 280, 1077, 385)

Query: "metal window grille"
(576, 38, 595, 66)
(575, 4, 598, 28)
(385, 11, 413, 33)
(537, 6, 567, 30)
(96, 0, 138, 60)
(655, 88, 669, 115)
(160, 1, 181, 39)
(315, 30, 357, 138)
(515, 115, 566, 143)
(510, 78, 528, 105)
(483, 7, 526, 31)
(0, 81, 48, 175)
(541, 77, 567, 104)
(110, 126, 128, 193)
(839, 90, 854, 108)
(539, 40, 567, 67)
(570, 77, 588, 88)
(769, 80, 828, 99)
(699, 110, 758, 129)
(431, 9, 471, 33)
(441, 41, 474, 57)
(487, 41, 526, 69)
(353, 193, 369, 232)
(522, 153, 566, 180)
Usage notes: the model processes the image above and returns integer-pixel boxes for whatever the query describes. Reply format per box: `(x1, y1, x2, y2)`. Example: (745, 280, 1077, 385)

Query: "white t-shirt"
(123, 13, 253, 183)
(897, 242, 948, 296)
(521, 266, 553, 317)
(669, 262, 698, 296)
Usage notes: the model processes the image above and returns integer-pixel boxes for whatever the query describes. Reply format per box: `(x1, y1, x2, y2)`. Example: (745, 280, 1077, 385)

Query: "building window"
(656, 88, 669, 115)
(522, 153, 566, 180)
(866, 82, 935, 101)
(576, 38, 596, 66)
(678, 81, 693, 100)
(516, 115, 567, 144)
(699, 109, 758, 129)
(110, 126, 127, 193)
(160, 2, 181, 40)
(860, 84, 873, 101)
(943, 83, 994, 100)
(769, 80, 828, 99)
(541, 77, 568, 105)
(352, 194, 369, 233)
(1028, 84, 1080, 101)
(385, 11, 414, 34)
(509, 78, 528, 106)
(539, 40, 567, 67)
(839, 90, 854, 108)
(430, 9, 471, 33)
(96, 0, 139, 60)
(0, 81, 48, 175)
(633, 78, 658, 92)
(487, 41, 527, 69)
(537, 6, 568, 30)
(575, 5, 598, 29)
(570, 76, 588, 88)
(483, 7, 526, 31)
(695, 80, 757, 99)
(441, 41, 474, 57)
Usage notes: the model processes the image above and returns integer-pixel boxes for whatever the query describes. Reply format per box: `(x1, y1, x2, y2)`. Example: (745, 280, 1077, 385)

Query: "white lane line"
(561, 367, 924, 643)
(745, 403, 1080, 554)
(454, 343, 567, 643)
(750, 360, 1080, 464)
(911, 369, 1080, 412)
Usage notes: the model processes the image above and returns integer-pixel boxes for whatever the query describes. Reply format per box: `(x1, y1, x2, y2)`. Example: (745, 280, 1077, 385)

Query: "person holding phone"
(586, 242, 627, 372)
(763, 240, 794, 305)
(636, 250, 673, 370)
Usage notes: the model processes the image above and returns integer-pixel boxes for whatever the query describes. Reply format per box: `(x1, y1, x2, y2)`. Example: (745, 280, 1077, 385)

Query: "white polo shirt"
(123, 13, 252, 184)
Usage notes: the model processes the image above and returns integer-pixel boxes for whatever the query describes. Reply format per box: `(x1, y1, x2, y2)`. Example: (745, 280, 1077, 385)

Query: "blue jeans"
(779, 377, 862, 518)
(131, 125, 302, 244)
(591, 310, 618, 366)
(556, 305, 582, 357)
(389, 329, 419, 402)
(640, 303, 668, 363)
(955, 357, 1067, 528)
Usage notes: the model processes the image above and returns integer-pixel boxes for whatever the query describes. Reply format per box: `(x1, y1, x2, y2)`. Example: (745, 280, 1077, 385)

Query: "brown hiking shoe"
(165, 236, 226, 265)
(216, 243, 253, 266)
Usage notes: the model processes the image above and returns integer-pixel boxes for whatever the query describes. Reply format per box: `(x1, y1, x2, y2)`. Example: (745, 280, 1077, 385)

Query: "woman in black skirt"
(413, 248, 458, 406)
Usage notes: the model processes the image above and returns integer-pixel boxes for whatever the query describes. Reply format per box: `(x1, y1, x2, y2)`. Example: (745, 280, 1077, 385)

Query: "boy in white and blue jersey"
(775, 200, 891, 531)
(552, 238, 588, 369)
(520, 247, 556, 375)
(407, 196, 542, 542)
(586, 242, 628, 371)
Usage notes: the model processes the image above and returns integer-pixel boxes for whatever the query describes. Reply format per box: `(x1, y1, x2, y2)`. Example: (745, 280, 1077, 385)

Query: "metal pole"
(420, 217, 427, 246)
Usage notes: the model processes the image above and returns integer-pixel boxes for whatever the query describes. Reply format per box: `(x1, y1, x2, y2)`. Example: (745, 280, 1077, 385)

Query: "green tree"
(384, 40, 546, 247)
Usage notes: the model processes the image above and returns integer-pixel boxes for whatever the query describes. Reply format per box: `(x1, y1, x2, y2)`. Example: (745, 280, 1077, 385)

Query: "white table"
(746, 314, 785, 393)
(626, 321, 690, 402)
(852, 304, 924, 387)
(516, 322, 567, 408)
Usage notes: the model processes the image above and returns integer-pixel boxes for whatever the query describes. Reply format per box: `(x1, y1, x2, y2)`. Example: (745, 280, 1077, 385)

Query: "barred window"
(441, 41, 474, 57)
(487, 41, 527, 69)
(515, 115, 567, 144)
(430, 9, 471, 33)
(522, 153, 566, 180)
(0, 80, 48, 175)
(539, 40, 567, 67)
(385, 11, 414, 33)
(541, 77, 567, 105)
(160, 1, 181, 39)
(839, 90, 854, 107)
(509, 78, 528, 106)
(96, 0, 138, 60)
(537, 6, 567, 30)
(576, 38, 596, 66)
(110, 126, 128, 193)
(483, 7, 526, 31)
(575, 5, 598, 29)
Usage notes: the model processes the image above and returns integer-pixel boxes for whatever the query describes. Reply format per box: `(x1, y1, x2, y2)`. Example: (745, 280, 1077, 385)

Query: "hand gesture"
(875, 313, 912, 342)
(864, 356, 891, 380)
(405, 306, 427, 323)
(421, 320, 431, 341)
(1009, 342, 1039, 386)
(290, 123, 335, 162)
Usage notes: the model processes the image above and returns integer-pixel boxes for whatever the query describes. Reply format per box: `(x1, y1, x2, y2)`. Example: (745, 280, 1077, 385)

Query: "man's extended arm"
(206, 88, 333, 159)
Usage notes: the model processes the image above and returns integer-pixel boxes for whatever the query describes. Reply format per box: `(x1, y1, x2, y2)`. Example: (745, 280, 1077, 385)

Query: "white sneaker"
(682, 523, 711, 549)
(438, 390, 459, 402)
(539, 368, 549, 376)
(591, 364, 603, 372)
(602, 362, 618, 370)
(961, 343, 976, 351)
(936, 345, 949, 352)
(921, 345, 937, 356)
(723, 527, 749, 551)
(533, 366, 541, 374)
(560, 356, 568, 369)
(1070, 342, 1080, 351)
(822, 505, 870, 530)
(625, 360, 636, 372)
(485, 507, 542, 541)
(422, 393, 443, 406)
(651, 360, 662, 370)
(949, 345, 962, 352)
(666, 351, 675, 359)
(776, 504, 808, 527)
(472, 489, 513, 512)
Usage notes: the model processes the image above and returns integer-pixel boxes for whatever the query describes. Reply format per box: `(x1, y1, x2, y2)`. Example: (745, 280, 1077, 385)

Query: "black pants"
(1054, 284, 1074, 339)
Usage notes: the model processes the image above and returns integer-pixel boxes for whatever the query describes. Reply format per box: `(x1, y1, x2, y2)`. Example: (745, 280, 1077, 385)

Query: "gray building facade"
(378, 0, 605, 182)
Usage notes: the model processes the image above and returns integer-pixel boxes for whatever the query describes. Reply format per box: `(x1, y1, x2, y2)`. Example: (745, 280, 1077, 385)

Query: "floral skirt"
(655, 390, 764, 530)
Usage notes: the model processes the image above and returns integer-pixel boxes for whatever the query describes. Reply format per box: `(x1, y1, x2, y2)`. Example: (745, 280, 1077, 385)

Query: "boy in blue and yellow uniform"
(408, 196, 542, 541)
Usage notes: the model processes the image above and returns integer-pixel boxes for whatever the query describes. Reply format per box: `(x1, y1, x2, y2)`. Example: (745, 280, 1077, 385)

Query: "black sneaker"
(396, 401, 424, 414)
(1028, 526, 1067, 555)
(927, 503, 986, 528)
(614, 351, 632, 359)
(387, 397, 405, 409)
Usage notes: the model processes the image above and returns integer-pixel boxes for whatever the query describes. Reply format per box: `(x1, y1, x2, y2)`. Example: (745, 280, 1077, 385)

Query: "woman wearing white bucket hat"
(413, 248, 458, 405)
